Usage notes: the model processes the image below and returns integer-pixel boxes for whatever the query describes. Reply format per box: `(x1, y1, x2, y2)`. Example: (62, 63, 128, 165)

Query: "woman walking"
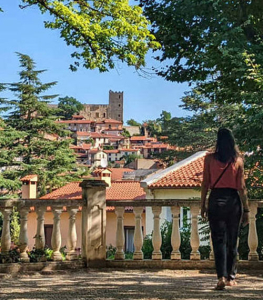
(201, 128, 249, 290)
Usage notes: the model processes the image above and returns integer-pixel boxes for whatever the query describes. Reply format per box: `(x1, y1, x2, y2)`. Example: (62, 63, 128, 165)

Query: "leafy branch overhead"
(21, 0, 160, 72)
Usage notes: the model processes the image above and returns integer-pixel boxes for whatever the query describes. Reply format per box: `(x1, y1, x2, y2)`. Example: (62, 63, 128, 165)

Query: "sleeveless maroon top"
(209, 155, 241, 190)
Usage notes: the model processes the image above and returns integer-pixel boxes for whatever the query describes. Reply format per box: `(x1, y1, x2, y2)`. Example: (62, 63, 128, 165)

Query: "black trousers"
(208, 188, 242, 280)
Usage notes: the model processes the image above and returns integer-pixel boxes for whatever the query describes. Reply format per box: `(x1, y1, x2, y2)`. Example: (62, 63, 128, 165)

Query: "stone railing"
(0, 179, 262, 269)
(0, 198, 83, 263)
(106, 198, 263, 263)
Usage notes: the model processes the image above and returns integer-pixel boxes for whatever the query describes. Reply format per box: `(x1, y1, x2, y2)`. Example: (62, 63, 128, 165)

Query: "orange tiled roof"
(58, 120, 93, 124)
(130, 136, 148, 141)
(40, 181, 145, 210)
(96, 119, 122, 124)
(143, 143, 169, 149)
(119, 149, 138, 152)
(149, 154, 206, 188)
(21, 175, 38, 181)
(103, 149, 119, 154)
(108, 168, 134, 181)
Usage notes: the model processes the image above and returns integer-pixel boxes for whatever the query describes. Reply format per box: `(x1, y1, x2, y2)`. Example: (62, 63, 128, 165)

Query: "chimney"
(100, 169, 111, 187)
(21, 175, 38, 199)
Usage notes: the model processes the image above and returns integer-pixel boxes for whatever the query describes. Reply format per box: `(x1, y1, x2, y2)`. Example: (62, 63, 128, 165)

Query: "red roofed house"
(25, 172, 146, 253)
(141, 151, 207, 235)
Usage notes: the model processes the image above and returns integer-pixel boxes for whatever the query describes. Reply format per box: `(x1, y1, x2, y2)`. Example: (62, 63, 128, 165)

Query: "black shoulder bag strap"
(211, 162, 231, 190)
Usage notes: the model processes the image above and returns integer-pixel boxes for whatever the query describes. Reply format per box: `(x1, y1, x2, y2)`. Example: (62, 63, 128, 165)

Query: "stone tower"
(108, 90, 123, 122)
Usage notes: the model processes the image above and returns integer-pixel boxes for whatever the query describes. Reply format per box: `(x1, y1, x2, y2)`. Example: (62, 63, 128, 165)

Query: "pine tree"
(0, 53, 77, 196)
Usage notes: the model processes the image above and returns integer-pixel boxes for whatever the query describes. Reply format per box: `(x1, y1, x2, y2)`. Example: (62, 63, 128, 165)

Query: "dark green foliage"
(121, 128, 131, 138)
(142, 234, 153, 259)
(57, 96, 84, 120)
(179, 224, 192, 260)
(103, 145, 115, 150)
(160, 220, 172, 259)
(0, 53, 78, 196)
(106, 244, 117, 260)
(126, 119, 141, 126)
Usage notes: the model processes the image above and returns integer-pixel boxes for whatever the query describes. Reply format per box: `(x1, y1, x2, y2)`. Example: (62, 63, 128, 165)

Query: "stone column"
(1, 208, 12, 263)
(152, 206, 162, 260)
(171, 206, 181, 260)
(18, 207, 30, 262)
(35, 206, 46, 250)
(133, 207, 143, 260)
(190, 204, 200, 260)
(115, 207, 125, 260)
(248, 203, 259, 261)
(80, 179, 107, 267)
(209, 233, 214, 260)
(66, 207, 79, 261)
(51, 207, 63, 261)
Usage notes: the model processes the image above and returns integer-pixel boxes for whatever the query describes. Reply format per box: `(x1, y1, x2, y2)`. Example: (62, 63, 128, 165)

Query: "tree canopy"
(18, 0, 160, 72)
(140, 0, 263, 196)
(0, 53, 77, 196)
(57, 96, 84, 120)
(126, 118, 141, 126)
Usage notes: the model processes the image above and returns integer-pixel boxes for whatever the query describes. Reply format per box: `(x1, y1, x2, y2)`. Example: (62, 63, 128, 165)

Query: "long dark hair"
(214, 128, 239, 163)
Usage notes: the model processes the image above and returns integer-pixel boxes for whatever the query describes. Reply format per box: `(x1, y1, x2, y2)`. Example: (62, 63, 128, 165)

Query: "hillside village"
(56, 90, 174, 169)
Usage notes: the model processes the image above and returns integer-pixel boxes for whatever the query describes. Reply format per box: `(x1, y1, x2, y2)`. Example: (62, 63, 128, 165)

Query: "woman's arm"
(237, 157, 249, 225)
(201, 154, 211, 218)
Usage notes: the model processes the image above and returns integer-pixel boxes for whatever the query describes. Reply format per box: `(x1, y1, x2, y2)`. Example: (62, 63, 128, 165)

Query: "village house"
(24, 169, 146, 253)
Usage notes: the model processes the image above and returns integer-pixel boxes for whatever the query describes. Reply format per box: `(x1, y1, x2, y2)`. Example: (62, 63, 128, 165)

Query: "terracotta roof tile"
(107, 181, 145, 200)
(21, 175, 38, 181)
(40, 180, 145, 210)
(149, 155, 205, 188)
(108, 168, 134, 181)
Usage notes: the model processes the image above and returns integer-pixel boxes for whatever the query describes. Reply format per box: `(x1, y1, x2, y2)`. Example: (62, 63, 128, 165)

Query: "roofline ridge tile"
(140, 150, 207, 188)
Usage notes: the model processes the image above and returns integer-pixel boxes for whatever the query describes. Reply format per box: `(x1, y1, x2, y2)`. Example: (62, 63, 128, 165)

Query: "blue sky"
(0, 1, 190, 124)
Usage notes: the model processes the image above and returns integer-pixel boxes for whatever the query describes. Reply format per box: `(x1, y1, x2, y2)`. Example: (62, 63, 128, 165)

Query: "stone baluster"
(51, 207, 63, 261)
(209, 232, 214, 260)
(133, 207, 143, 260)
(18, 207, 30, 262)
(248, 203, 259, 261)
(152, 206, 162, 260)
(35, 206, 46, 250)
(66, 207, 79, 260)
(171, 206, 181, 260)
(115, 207, 125, 260)
(190, 204, 200, 260)
(1, 208, 12, 263)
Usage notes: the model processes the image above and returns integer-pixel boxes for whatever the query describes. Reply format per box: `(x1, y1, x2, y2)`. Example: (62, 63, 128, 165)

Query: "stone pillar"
(115, 207, 125, 260)
(190, 204, 200, 260)
(18, 207, 30, 262)
(51, 207, 63, 261)
(209, 232, 214, 260)
(80, 179, 107, 267)
(66, 207, 79, 261)
(152, 206, 162, 260)
(35, 207, 46, 250)
(1, 208, 12, 263)
(171, 206, 181, 260)
(133, 207, 143, 260)
(248, 203, 259, 261)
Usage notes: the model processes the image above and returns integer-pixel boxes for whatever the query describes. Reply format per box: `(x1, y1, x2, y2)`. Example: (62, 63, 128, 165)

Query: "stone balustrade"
(107, 199, 263, 263)
(0, 199, 83, 263)
(0, 183, 262, 268)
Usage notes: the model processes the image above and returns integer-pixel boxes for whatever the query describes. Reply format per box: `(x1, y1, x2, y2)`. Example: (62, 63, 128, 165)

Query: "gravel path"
(0, 269, 262, 300)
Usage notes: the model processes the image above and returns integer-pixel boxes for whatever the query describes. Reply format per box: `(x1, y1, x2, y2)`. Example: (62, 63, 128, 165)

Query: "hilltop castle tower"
(80, 90, 123, 122)
(108, 90, 123, 122)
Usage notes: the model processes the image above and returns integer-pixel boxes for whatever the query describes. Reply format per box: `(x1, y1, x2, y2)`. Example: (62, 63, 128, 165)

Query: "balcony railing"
(0, 180, 262, 268)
